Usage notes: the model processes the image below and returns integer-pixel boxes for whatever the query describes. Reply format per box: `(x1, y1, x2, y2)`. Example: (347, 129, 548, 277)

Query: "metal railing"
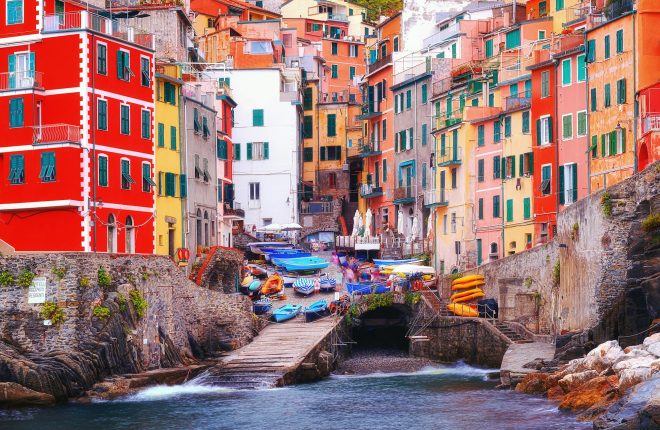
(504, 95, 531, 111)
(424, 188, 447, 206)
(422, 22, 461, 49)
(435, 109, 463, 130)
(43, 11, 154, 50)
(367, 53, 392, 74)
(393, 185, 415, 201)
(335, 235, 381, 249)
(360, 183, 382, 197)
(437, 146, 462, 166)
(299, 200, 334, 214)
(642, 115, 660, 134)
(0, 71, 44, 91)
(32, 124, 81, 145)
(327, 13, 348, 22)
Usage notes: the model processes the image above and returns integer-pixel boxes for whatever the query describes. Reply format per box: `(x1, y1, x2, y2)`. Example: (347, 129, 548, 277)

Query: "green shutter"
(331, 65, 338, 78)
(247, 143, 253, 159)
(604, 35, 610, 59)
(304, 115, 313, 138)
(522, 111, 530, 133)
(180, 174, 188, 197)
(478, 198, 484, 219)
(587, 39, 596, 62)
(478, 125, 484, 146)
(577, 54, 586, 81)
(485, 39, 493, 57)
(9, 98, 24, 128)
(618, 79, 626, 104)
(493, 155, 500, 179)
(556, 0, 564, 10)
(263, 142, 269, 159)
(406, 90, 411, 109)
(253, 109, 264, 126)
(303, 88, 313, 110)
(610, 131, 617, 155)
(158, 123, 164, 147)
(494, 121, 501, 142)
(170, 126, 177, 150)
(116, 49, 124, 79)
(616, 29, 623, 53)
(572, 164, 578, 203)
(519, 154, 524, 177)
(528, 152, 534, 175)
(562, 58, 571, 85)
(604, 84, 611, 107)
(506, 29, 521, 49)
(422, 124, 427, 145)
(506, 199, 513, 222)
(99, 156, 108, 186)
(601, 134, 606, 157)
(559, 165, 565, 204)
(493, 195, 500, 218)
(8, 54, 16, 89)
(592, 135, 598, 158)
(621, 128, 626, 153)
(98, 100, 107, 130)
(504, 116, 511, 137)
(478, 159, 484, 181)
(141, 110, 150, 139)
(383, 159, 387, 182)
(394, 133, 399, 152)
(421, 84, 428, 104)
(234, 143, 240, 160)
(327, 114, 336, 136)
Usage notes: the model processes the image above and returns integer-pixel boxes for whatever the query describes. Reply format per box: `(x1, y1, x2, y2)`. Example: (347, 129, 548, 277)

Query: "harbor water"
(0, 358, 590, 430)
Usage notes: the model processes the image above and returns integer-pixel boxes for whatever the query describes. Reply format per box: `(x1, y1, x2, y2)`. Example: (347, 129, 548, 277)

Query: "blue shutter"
(9, 98, 24, 128)
(263, 142, 269, 159)
(180, 174, 188, 197)
(8, 54, 16, 89)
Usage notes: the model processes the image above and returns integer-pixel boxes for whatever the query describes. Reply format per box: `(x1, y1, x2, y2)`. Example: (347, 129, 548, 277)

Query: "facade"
(279, 0, 372, 39)
(0, 1, 156, 253)
(215, 82, 239, 247)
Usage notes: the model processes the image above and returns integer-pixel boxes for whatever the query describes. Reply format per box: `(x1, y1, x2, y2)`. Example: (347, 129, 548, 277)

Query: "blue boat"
(346, 282, 390, 295)
(247, 280, 263, 298)
(248, 242, 292, 254)
(293, 277, 315, 296)
(266, 251, 311, 261)
(372, 258, 422, 267)
(271, 304, 302, 322)
(253, 298, 272, 315)
(272, 257, 329, 272)
(304, 300, 328, 322)
(319, 278, 337, 292)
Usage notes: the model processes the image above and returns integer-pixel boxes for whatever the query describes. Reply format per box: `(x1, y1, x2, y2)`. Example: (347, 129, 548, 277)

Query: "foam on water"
(331, 361, 496, 380)
(123, 383, 236, 402)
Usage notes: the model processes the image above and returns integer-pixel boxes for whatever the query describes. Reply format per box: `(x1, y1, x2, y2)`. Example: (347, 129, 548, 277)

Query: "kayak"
(447, 303, 479, 317)
(373, 258, 422, 267)
(453, 291, 485, 303)
(304, 300, 328, 322)
(451, 274, 485, 286)
(391, 265, 436, 276)
(451, 279, 485, 291)
(450, 287, 484, 302)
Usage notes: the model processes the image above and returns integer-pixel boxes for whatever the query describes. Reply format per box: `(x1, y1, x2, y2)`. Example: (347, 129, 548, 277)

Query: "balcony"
(43, 11, 155, 50)
(0, 71, 44, 92)
(300, 200, 334, 214)
(224, 202, 245, 219)
(601, 0, 634, 22)
(437, 146, 462, 167)
(434, 109, 463, 130)
(367, 53, 392, 75)
(393, 185, 415, 204)
(432, 77, 452, 97)
(504, 96, 531, 112)
(422, 22, 462, 50)
(31, 124, 81, 145)
(424, 188, 448, 207)
(642, 115, 660, 135)
(358, 143, 381, 158)
(327, 13, 348, 22)
(360, 183, 383, 198)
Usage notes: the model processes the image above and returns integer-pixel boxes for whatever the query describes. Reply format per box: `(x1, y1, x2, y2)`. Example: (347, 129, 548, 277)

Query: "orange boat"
(450, 287, 484, 302)
(451, 279, 485, 291)
(447, 303, 479, 317)
(261, 274, 284, 296)
(453, 291, 485, 303)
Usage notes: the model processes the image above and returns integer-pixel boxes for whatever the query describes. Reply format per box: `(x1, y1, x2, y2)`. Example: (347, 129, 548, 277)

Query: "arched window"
(196, 209, 202, 248)
(125, 216, 135, 254)
(107, 214, 117, 253)
(204, 211, 209, 246)
(490, 242, 498, 255)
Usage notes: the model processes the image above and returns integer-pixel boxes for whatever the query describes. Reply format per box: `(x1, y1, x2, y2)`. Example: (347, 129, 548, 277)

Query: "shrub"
(52, 267, 67, 280)
(40, 301, 66, 326)
(129, 289, 148, 319)
(79, 276, 90, 288)
(0, 271, 14, 287)
(404, 291, 421, 306)
(641, 213, 660, 233)
(523, 277, 533, 289)
(552, 261, 560, 285)
(601, 192, 613, 217)
(571, 223, 579, 241)
(17, 270, 36, 288)
(448, 272, 463, 281)
(92, 306, 111, 319)
(116, 293, 128, 313)
(97, 267, 112, 288)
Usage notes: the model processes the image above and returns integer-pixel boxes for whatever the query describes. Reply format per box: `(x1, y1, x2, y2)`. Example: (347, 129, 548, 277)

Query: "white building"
(212, 67, 302, 232)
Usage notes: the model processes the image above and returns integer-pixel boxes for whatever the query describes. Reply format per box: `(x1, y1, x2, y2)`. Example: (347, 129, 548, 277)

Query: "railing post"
(80, 11, 88, 29)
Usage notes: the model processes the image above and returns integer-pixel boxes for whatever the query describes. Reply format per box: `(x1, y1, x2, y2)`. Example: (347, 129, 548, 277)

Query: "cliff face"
(0, 252, 256, 402)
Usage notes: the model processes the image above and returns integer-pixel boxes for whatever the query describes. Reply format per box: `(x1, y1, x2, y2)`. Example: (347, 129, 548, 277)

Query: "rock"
(559, 370, 599, 393)
(647, 342, 660, 358)
(547, 385, 565, 401)
(618, 367, 657, 394)
(593, 377, 660, 430)
(515, 373, 553, 394)
(0, 382, 56, 406)
(584, 340, 625, 373)
(559, 375, 619, 412)
(642, 333, 660, 348)
(613, 354, 657, 374)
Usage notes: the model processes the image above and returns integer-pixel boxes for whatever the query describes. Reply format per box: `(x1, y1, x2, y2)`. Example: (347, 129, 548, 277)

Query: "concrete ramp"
(500, 342, 556, 387)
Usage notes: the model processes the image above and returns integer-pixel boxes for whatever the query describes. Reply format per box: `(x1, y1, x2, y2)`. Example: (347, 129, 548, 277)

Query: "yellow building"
(154, 63, 185, 257)
(279, 0, 371, 38)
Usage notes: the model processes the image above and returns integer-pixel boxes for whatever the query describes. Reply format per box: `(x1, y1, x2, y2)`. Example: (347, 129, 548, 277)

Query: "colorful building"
(0, 1, 156, 253)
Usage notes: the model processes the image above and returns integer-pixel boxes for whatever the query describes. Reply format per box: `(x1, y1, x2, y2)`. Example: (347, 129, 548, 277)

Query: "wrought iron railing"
(0, 71, 44, 91)
(32, 124, 81, 145)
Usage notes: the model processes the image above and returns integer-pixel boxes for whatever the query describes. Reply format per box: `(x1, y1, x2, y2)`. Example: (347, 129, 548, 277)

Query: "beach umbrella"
(397, 210, 404, 234)
(411, 216, 419, 241)
(351, 210, 360, 237)
(281, 223, 302, 231)
(364, 209, 373, 238)
(260, 223, 283, 232)
(427, 213, 434, 240)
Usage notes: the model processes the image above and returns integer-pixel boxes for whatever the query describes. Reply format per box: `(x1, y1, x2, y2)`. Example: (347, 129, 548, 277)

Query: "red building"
(528, 50, 556, 245)
(0, 0, 156, 253)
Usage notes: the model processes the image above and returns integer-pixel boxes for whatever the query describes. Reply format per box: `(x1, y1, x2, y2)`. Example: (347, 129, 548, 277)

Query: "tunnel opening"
(351, 304, 412, 352)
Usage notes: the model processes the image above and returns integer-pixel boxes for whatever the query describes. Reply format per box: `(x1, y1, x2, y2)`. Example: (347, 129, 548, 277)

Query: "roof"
(191, 0, 281, 18)
(376, 11, 401, 29)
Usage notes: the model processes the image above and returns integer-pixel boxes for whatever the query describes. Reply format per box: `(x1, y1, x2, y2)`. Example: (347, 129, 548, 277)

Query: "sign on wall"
(28, 277, 47, 304)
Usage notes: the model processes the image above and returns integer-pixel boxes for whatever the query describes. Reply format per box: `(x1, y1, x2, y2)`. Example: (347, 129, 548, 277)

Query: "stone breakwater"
(516, 334, 660, 429)
(0, 251, 257, 405)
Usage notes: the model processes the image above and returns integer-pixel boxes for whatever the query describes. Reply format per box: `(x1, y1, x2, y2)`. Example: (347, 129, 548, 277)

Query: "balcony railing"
(437, 146, 462, 166)
(300, 201, 334, 214)
(434, 109, 463, 130)
(358, 143, 381, 157)
(432, 77, 452, 97)
(422, 22, 461, 49)
(0, 71, 44, 92)
(367, 53, 392, 74)
(602, 0, 634, 22)
(43, 11, 155, 50)
(642, 115, 660, 135)
(32, 124, 81, 145)
(393, 185, 415, 203)
(504, 96, 531, 111)
(360, 183, 383, 198)
(424, 188, 448, 207)
(327, 13, 348, 22)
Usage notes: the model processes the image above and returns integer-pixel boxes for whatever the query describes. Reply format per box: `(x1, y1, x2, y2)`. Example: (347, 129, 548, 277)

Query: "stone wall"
(0, 253, 256, 400)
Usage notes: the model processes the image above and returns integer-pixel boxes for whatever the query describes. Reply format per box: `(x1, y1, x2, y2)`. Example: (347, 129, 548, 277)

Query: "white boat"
(390, 264, 436, 276)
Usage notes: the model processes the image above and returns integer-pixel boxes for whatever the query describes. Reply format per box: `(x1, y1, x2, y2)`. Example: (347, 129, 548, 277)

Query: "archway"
(352, 303, 413, 352)
(107, 214, 117, 253)
(638, 142, 649, 171)
(125, 216, 135, 254)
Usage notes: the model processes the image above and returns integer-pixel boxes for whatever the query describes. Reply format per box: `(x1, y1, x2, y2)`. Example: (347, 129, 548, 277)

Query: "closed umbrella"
(351, 210, 360, 237)
(397, 210, 404, 234)
(282, 223, 302, 231)
(260, 223, 282, 232)
(364, 209, 372, 238)
(411, 216, 419, 241)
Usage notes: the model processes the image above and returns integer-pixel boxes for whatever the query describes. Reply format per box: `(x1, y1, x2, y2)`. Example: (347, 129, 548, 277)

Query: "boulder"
(559, 375, 619, 412)
(647, 342, 660, 358)
(558, 370, 599, 393)
(613, 355, 657, 374)
(584, 340, 625, 373)
(547, 385, 565, 401)
(618, 367, 657, 394)
(642, 333, 660, 348)
(0, 382, 56, 406)
(593, 377, 660, 430)
(515, 373, 553, 395)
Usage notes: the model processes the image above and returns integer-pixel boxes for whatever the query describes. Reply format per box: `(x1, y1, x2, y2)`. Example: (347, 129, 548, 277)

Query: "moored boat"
(253, 298, 272, 315)
(293, 277, 315, 296)
(346, 282, 390, 295)
(304, 300, 328, 322)
(272, 256, 329, 271)
(248, 242, 292, 254)
(271, 304, 302, 322)
(319, 278, 337, 292)
(261, 274, 284, 296)
(373, 258, 422, 267)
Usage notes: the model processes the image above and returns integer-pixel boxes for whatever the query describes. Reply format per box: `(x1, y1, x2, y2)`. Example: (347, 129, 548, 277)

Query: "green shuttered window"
(141, 110, 151, 139)
(505, 29, 520, 49)
(120, 105, 130, 134)
(39, 152, 56, 182)
(98, 99, 108, 131)
(327, 114, 336, 137)
(170, 126, 177, 150)
(98, 155, 108, 187)
(157, 123, 165, 147)
(8, 154, 24, 184)
(9, 97, 23, 128)
(253, 109, 264, 126)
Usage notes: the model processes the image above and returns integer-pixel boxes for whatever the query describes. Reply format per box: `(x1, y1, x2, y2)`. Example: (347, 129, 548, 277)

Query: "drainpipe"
(585, 31, 591, 195)
(632, 12, 637, 173)
(180, 93, 188, 250)
(553, 57, 560, 226)
(91, 33, 97, 253)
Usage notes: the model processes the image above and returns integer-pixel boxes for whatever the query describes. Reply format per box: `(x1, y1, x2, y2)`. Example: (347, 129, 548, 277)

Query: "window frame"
(140, 55, 150, 87)
(98, 154, 109, 187)
(97, 42, 107, 75)
(120, 103, 130, 135)
(562, 113, 573, 141)
(576, 110, 587, 137)
(97, 98, 108, 131)
(141, 108, 151, 139)
(561, 58, 572, 86)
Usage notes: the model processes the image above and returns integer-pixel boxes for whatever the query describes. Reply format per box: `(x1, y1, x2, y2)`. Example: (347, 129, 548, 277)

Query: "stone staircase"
(491, 321, 534, 344)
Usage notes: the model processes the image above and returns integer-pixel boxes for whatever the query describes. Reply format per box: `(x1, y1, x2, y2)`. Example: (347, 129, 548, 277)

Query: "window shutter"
(559, 166, 565, 204)
(536, 119, 541, 145)
(510, 156, 516, 178)
(547, 116, 553, 142)
(601, 134, 606, 157)
(620, 79, 626, 103)
(117, 50, 124, 79)
(158, 123, 164, 147)
(493, 156, 500, 179)
(572, 164, 578, 203)
(394, 133, 398, 152)
(506, 199, 513, 222)
(247, 143, 253, 160)
(528, 152, 534, 175)
(523, 197, 530, 219)
(621, 128, 626, 153)
(501, 157, 506, 178)
(383, 159, 387, 182)
(170, 126, 177, 150)
(8, 54, 16, 88)
(519, 154, 524, 176)
(263, 142, 269, 159)
(180, 174, 187, 197)
(610, 131, 617, 155)
(327, 114, 336, 136)
(99, 156, 108, 186)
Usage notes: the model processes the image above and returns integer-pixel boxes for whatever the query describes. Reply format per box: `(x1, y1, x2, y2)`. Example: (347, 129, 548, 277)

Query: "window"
(408, 127, 414, 149)
(577, 111, 587, 137)
(421, 163, 427, 189)
(421, 124, 427, 146)
(541, 165, 551, 195)
(383, 159, 387, 182)
(562, 58, 572, 86)
(116, 50, 131, 81)
(537, 116, 552, 145)
(577, 54, 586, 82)
(488, 93, 494, 107)
(331, 65, 338, 78)
(504, 116, 511, 138)
(233, 143, 240, 160)
(590, 88, 597, 112)
(180, 174, 187, 197)
(494, 120, 501, 143)
(506, 199, 513, 222)
(587, 39, 596, 63)
(616, 29, 623, 54)
(120, 104, 130, 135)
(493, 155, 501, 179)
(485, 39, 493, 57)
(539, 30, 546, 40)
(303, 115, 313, 138)
(616, 78, 626, 104)
(193, 108, 201, 133)
(510, 83, 519, 98)
(320, 146, 341, 161)
(477, 159, 484, 182)
(380, 43, 387, 59)
(406, 90, 412, 109)
(97, 43, 107, 75)
(8, 154, 24, 184)
(202, 158, 210, 182)
(604, 83, 611, 107)
(247, 142, 269, 160)
(324, 113, 337, 137)
(303, 88, 313, 110)
(217, 139, 228, 160)
(9, 97, 23, 128)
(303, 147, 313, 162)
(331, 42, 338, 55)
(504, 155, 516, 178)
(98, 99, 108, 131)
(382, 119, 387, 141)
(253, 109, 264, 126)
(478, 198, 484, 220)
(604, 34, 610, 59)
(523, 198, 531, 220)
(157, 123, 164, 147)
(141, 109, 151, 139)
(164, 172, 175, 197)
(562, 114, 573, 140)
(98, 155, 108, 186)
(520, 151, 534, 176)
(170, 126, 177, 150)
(451, 168, 457, 189)
(492, 195, 500, 218)
(7, 0, 23, 24)
(140, 57, 150, 87)
(393, 36, 399, 52)
(349, 45, 358, 57)
(349, 66, 356, 80)
(451, 43, 457, 58)
(121, 159, 134, 190)
(522, 111, 530, 134)
(506, 29, 520, 49)
(541, 71, 550, 98)
(477, 125, 485, 146)
(37, 152, 55, 182)
(143, 163, 156, 192)
(560, 163, 578, 205)
(421, 84, 428, 104)
(556, 0, 564, 10)
(163, 82, 176, 105)
(249, 182, 260, 201)
(591, 135, 598, 158)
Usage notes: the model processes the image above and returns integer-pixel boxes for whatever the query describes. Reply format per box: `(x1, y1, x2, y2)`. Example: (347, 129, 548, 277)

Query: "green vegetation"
(523, 277, 533, 289)
(0, 271, 14, 287)
(404, 291, 421, 306)
(641, 213, 660, 233)
(532, 291, 543, 309)
(127, 274, 137, 285)
(552, 261, 561, 285)
(116, 293, 128, 313)
(448, 272, 463, 282)
(79, 276, 90, 288)
(52, 267, 67, 280)
(601, 192, 613, 217)
(92, 305, 111, 319)
(129, 289, 148, 319)
(97, 267, 112, 288)
(366, 292, 394, 311)
(571, 223, 579, 241)
(353, 0, 402, 21)
(40, 301, 66, 326)
(17, 269, 36, 288)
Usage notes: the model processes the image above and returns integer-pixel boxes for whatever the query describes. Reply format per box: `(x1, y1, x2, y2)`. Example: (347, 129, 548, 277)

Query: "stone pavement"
(500, 342, 556, 387)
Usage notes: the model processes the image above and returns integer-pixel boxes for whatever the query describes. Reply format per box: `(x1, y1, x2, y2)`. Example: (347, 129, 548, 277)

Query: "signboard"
(28, 277, 47, 304)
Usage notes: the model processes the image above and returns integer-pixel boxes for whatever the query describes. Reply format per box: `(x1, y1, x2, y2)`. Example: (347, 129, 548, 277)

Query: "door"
(405, 167, 412, 198)
(168, 227, 175, 257)
(374, 162, 380, 188)
(14, 53, 34, 88)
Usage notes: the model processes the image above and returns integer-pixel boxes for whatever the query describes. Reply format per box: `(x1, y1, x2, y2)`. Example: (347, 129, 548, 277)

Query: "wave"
(331, 361, 497, 380)
(122, 383, 236, 402)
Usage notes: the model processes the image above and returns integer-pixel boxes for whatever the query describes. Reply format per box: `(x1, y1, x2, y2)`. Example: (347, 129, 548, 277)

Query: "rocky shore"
(335, 348, 438, 375)
(516, 333, 660, 429)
